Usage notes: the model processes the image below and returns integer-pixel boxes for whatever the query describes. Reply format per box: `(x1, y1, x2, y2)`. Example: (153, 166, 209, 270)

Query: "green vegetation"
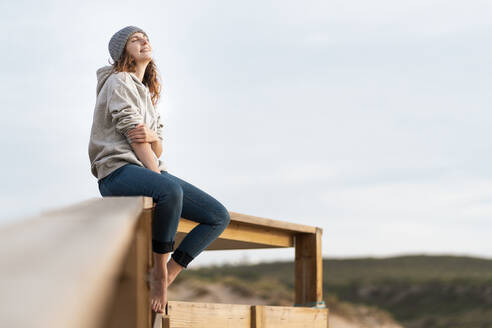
(176, 254, 492, 328)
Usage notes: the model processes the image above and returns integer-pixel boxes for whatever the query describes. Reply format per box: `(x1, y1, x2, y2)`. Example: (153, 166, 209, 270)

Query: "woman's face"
(125, 32, 152, 62)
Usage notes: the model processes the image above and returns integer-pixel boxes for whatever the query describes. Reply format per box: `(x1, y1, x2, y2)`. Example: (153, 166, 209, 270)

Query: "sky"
(1, 1, 491, 268)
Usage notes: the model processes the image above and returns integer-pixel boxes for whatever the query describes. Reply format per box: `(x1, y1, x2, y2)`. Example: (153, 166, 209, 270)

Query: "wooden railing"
(0, 196, 328, 328)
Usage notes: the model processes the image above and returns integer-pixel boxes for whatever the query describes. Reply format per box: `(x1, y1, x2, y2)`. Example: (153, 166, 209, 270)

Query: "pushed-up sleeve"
(108, 80, 144, 144)
(156, 110, 164, 142)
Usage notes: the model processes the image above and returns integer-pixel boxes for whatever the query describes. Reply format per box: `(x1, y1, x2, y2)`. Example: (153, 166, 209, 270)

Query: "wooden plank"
(158, 301, 328, 328)
(153, 314, 162, 328)
(163, 314, 170, 328)
(229, 211, 317, 234)
(137, 209, 152, 328)
(152, 313, 169, 328)
(103, 208, 153, 328)
(166, 300, 251, 327)
(174, 218, 293, 249)
(0, 194, 328, 328)
(295, 228, 324, 307)
(251, 305, 264, 328)
(0, 196, 145, 328)
(253, 305, 329, 328)
(143, 196, 155, 210)
(142, 197, 317, 234)
(176, 236, 289, 250)
(103, 225, 138, 328)
(142, 197, 322, 251)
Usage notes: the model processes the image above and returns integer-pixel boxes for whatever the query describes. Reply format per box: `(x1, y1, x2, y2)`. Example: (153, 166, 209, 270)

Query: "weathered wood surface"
(103, 204, 153, 328)
(149, 196, 325, 308)
(155, 301, 329, 328)
(143, 196, 320, 250)
(0, 196, 146, 328)
(0, 195, 326, 328)
(295, 228, 324, 307)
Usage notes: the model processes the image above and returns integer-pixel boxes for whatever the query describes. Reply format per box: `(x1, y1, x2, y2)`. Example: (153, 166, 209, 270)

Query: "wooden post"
(294, 227, 324, 307)
(251, 305, 264, 328)
(151, 313, 170, 328)
(104, 207, 153, 328)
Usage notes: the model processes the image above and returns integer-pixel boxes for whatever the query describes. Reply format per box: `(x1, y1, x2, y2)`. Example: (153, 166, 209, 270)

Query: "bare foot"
(150, 269, 168, 313)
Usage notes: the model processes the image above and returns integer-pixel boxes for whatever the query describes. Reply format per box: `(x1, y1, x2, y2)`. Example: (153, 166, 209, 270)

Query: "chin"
(137, 55, 152, 62)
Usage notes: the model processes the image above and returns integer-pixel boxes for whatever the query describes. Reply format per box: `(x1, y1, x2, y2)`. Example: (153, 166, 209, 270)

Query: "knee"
(216, 205, 231, 228)
(156, 182, 183, 204)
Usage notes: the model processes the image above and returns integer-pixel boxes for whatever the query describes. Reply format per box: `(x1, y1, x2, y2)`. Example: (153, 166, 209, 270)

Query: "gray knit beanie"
(108, 26, 149, 62)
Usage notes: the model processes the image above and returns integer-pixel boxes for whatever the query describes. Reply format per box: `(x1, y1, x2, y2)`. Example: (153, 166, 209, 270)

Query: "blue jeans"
(97, 163, 231, 269)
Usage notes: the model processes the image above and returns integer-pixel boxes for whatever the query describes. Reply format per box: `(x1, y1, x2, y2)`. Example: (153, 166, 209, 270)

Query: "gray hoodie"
(88, 65, 167, 180)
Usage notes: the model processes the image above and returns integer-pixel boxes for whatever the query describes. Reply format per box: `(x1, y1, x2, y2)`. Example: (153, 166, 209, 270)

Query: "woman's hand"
(127, 123, 158, 144)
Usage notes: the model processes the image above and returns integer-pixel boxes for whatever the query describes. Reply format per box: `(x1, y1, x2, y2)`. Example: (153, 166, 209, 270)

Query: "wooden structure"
(0, 196, 327, 328)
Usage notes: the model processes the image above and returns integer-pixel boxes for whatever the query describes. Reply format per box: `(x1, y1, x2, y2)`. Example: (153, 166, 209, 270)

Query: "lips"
(141, 48, 151, 52)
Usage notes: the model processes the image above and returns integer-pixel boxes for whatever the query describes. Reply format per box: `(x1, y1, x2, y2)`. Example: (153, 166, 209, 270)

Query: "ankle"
(151, 266, 168, 279)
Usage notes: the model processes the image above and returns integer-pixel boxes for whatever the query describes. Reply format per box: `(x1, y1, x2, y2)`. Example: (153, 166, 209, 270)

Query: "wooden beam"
(251, 305, 264, 328)
(294, 228, 324, 307)
(151, 313, 169, 328)
(174, 218, 294, 249)
(0, 195, 328, 328)
(0, 197, 145, 328)
(252, 305, 329, 328)
(166, 301, 251, 327)
(154, 301, 328, 327)
(228, 211, 318, 234)
(142, 197, 320, 250)
(142, 197, 317, 234)
(103, 207, 152, 328)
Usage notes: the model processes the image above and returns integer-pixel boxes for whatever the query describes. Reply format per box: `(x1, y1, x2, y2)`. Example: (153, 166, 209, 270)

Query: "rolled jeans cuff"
(152, 239, 175, 254)
(171, 249, 194, 269)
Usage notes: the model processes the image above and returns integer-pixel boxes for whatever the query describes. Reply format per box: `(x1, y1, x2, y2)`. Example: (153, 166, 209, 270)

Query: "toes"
(151, 300, 158, 312)
(150, 298, 165, 313)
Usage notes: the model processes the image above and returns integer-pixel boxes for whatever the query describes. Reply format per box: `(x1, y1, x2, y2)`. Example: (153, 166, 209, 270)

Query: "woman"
(88, 26, 231, 313)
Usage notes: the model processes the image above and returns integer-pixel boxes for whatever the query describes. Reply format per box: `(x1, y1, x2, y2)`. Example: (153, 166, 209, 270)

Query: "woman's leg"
(159, 170, 231, 285)
(98, 163, 183, 252)
(98, 163, 184, 313)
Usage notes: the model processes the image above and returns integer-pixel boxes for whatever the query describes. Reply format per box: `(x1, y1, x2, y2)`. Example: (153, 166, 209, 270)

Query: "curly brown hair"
(109, 49, 162, 107)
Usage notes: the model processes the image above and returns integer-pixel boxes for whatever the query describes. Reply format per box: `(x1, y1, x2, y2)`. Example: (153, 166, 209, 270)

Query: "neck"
(134, 61, 150, 82)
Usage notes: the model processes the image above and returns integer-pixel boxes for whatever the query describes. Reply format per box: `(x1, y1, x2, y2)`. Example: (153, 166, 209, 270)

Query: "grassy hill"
(176, 254, 492, 328)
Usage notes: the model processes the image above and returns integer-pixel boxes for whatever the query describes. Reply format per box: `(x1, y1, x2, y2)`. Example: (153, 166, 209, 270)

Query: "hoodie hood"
(96, 65, 115, 96)
(96, 65, 148, 96)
